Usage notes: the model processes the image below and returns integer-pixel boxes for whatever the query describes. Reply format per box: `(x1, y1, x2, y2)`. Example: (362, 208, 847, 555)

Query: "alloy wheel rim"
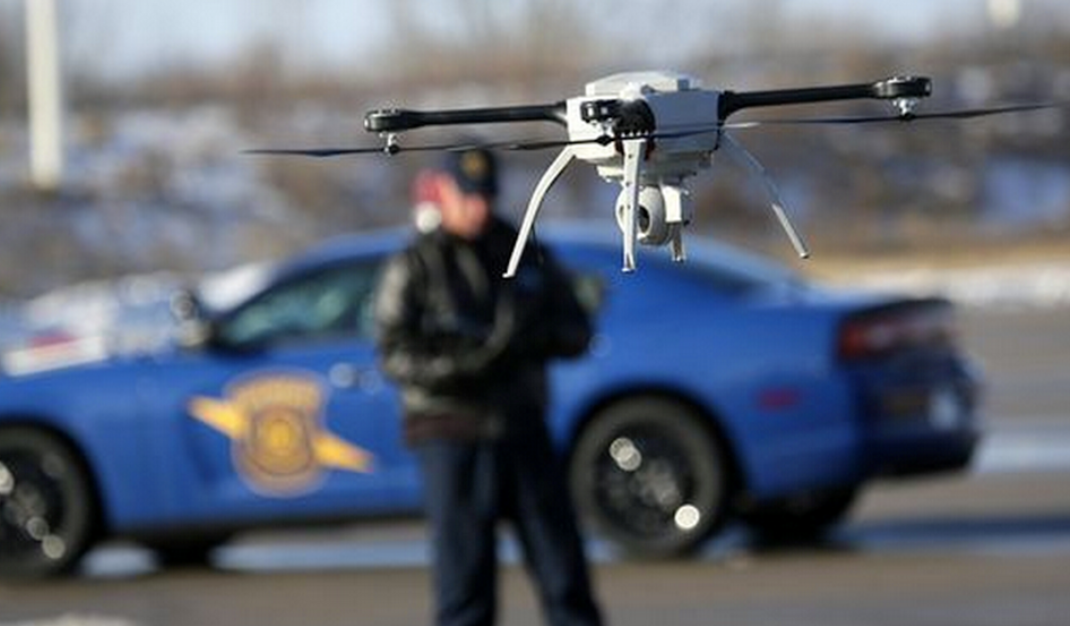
(591, 427, 705, 540)
(0, 453, 70, 564)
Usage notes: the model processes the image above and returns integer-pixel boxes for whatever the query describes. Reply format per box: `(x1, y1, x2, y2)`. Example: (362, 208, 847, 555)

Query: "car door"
(146, 257, 419, 526)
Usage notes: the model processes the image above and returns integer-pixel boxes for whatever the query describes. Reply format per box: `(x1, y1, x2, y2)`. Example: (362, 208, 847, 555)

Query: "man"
(374, 147, 604, 626)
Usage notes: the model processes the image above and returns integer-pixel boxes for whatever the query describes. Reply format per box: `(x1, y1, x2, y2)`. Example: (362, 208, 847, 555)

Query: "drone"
(249, 71, 1057, 277)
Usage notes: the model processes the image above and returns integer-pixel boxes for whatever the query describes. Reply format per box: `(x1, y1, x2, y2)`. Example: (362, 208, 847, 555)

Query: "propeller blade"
(477, 135, 613, 152)
(910, 102, 1064, 120)
(243, 141, 478, 158)
(244, 101, 1063, 157)
(243, 147, 392, 157)
(242, 136, 594, 157)
(468, 100, 1063, 146)
(723, 102, 1066, 128)
(484, 127, 721, 152)
(495, 138, 578, 151)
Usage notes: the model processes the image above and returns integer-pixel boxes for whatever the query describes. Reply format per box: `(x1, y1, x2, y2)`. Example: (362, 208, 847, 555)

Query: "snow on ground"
(825, 258, 1070, 310)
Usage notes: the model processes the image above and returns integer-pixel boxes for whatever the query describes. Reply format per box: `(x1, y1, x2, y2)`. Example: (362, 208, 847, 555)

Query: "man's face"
(436, 174, 492, 240)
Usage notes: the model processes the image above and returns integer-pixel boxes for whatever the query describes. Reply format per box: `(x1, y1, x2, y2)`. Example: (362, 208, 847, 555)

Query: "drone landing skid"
(618, 138, 646, 273)
(505, 135, 683, 277)
(720, 134, 810, 259)
(504, 145, 578, 278)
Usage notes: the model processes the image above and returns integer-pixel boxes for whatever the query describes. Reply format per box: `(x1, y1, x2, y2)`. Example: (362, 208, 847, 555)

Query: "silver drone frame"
(359, 72, 931, 278)
(504, 71, 807, 278)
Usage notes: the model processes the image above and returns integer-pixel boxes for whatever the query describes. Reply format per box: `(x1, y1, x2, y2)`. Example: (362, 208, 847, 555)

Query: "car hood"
(748, 278, 946, 315)
(0, 334, 170, 382)
(0, 334, 115, 377)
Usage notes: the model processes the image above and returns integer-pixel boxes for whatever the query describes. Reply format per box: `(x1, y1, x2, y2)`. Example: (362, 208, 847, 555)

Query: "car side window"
(214, 261, 381, 350)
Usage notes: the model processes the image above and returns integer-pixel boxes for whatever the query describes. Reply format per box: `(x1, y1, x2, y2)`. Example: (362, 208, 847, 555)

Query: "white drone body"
(505, 71, 807, 278)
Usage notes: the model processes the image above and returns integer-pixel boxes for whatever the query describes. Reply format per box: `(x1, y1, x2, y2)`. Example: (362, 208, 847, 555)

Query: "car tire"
(0, 427, 97, 579)
(568, 396, 729, 558)
(743, 487, 858, 544)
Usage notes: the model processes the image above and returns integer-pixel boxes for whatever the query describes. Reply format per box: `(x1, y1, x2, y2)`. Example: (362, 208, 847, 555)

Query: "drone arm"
(718, 76, 931, 120)
(365, 102, 568, 133)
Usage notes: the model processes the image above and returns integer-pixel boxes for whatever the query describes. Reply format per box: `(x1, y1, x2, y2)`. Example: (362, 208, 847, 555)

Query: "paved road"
(1, 307, 1068, 626)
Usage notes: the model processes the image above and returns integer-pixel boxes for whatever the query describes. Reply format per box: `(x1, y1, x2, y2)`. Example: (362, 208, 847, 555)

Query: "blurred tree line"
(0, 0, 1068, 296)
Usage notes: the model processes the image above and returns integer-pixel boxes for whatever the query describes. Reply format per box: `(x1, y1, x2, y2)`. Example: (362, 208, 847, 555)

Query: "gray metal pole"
(26, 0, 65, 191)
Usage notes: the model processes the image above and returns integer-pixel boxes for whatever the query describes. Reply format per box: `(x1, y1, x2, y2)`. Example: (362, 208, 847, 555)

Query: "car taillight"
(838, 300, 957, 361)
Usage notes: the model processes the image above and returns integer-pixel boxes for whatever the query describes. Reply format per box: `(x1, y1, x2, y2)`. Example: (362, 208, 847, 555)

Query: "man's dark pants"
(415, 410, 603, 626)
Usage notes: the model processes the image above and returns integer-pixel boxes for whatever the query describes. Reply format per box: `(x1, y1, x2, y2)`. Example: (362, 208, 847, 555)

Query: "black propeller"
(243, 134, 614, 158)
(487, 100, 1065, 149)
(243, 142, 460, 157)
(723, 101, 1066, 128)
(244, 147, 394, 157)
(244, 101, 1066, 158)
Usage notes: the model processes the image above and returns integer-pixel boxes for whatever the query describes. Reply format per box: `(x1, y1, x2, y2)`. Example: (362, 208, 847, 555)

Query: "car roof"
(204, 222, 802, 313)
(279, 227, 412, 273)
(282, 222, 797, 280)
(545, 223, 801, 286)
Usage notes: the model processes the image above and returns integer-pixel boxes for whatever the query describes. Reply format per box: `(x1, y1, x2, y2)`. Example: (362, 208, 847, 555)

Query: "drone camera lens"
(637, 206, 651, 231)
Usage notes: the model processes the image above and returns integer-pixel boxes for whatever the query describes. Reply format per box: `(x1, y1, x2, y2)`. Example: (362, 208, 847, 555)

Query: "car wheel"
(569, 397, 729, 558)
(143, 534, 232, 568)
(743, 487, 858, 543)
(0, 427, 96, 579)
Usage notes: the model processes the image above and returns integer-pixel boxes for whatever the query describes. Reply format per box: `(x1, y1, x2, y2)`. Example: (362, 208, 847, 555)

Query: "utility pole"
(26, 0, 65, 191)
(988, 0, 1023, 29)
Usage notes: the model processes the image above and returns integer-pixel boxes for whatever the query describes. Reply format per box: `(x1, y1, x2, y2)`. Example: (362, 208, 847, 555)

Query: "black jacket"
(373, 218, 592, 438)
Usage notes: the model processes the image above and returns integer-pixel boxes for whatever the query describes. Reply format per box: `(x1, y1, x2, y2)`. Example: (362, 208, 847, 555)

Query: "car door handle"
(329, 363, 383, 392)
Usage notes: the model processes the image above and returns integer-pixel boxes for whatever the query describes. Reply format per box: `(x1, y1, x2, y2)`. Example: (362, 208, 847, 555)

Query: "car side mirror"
(170, 289, 212, 349)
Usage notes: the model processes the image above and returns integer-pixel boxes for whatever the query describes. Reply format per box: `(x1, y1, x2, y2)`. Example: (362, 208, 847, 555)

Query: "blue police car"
(0, 228, 980, 577)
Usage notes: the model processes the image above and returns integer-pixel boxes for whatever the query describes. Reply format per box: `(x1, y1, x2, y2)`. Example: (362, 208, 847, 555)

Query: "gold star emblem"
(188, 373, 374, 497)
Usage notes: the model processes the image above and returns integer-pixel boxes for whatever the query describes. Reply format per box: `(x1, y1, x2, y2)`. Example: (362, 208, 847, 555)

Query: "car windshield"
(209, 258, 384, 351)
